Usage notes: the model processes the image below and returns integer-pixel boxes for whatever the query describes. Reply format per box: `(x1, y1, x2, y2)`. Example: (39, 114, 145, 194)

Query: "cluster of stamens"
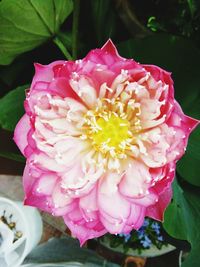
(82, 92, 142, 160)
(0, 210, 23, 243)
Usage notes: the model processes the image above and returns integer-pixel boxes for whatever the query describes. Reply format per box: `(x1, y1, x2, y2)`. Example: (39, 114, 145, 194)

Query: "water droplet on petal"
(36, 187, 41, 193)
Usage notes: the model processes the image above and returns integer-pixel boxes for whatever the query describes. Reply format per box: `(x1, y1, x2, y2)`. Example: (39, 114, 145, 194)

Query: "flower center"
(92, 113, 130, 155)
(82, 96, 142, 159)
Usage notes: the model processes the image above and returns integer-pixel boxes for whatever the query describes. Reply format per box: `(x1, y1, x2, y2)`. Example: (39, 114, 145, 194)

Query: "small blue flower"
(157, 235, 164, 242)
(137, 229, 145, 240)
(124, 233, 131, 242)
(119, 233, 131, 242)
(151, 222, 160, 235)
(140, 235, 152, 248)
(142, 219, 149, 228)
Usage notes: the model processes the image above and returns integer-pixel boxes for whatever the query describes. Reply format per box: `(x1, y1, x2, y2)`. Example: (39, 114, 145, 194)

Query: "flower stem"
(72, 0, 80, 60)
(53, 36, 73, 60)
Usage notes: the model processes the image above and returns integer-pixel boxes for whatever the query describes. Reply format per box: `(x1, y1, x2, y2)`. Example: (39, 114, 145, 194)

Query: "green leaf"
(163, 179, 200, 267)
(0, 54, 29, 87)
(24, 236, 119, 267)
(187, 0, 199, 17)
(90, 0, 116, 44)
(0, 151, 25, 163)
(56, 31, 72, 51)
(118, 34, 200, 186)
(0, 84, 27, 131)
(177, 127, 200, 186)
(0, 0, 73, 65)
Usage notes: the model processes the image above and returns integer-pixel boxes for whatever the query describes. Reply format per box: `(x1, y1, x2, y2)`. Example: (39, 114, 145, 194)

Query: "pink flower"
(14, 40, 199, 245)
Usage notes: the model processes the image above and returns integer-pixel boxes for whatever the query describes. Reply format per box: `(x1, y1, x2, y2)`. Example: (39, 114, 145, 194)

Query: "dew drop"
(36, 187, 41, 193)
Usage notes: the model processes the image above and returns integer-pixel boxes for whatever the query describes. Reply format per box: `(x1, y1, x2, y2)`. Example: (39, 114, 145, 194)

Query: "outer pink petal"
(31, 61, 65, 89)
(79, 186, 99, 222)
(128, 193, 158, 207)
(165, 102, 199, 162)
(85, 40, 121, 66)
(146, 186, 172, 221)
(23, 164, 53, 213)
(101, 39, 124, 60)
(146, 163, 175, 221)
(122, 204, 146, 233)
(63, 203, 106, 246)
(85, 39, 141, 76)
(119, 160, 151, 198)
(47, 77, 80, 100)
(23, 163, 36, 196)
(13, 114, 30, 156)
(143, 64, 174, 120)
(34, 173, 58, 196)
(98, 173, 131, 234)
(167, 101, 199, 135)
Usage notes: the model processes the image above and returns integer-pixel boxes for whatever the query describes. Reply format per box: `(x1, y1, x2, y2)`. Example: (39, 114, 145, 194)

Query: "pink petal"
(101, 39, 122, 59)
(32, 61, 66, 88)
(23, 163, 36, 196)
(119, 160, 151, 198)
(23, 164, 53, 212)
(79, 186, 98, 212)
(13, 114, 30, 156)
(140, 127, 169, 168)
(61, 158, 103, 198)
(79, 186, 99, 222)
(50, 182, 74, 216)
(34, 174, 58, 195)
(143, 64, 174, 120)
(47, 77, 80, 100)
(123, 204, 146, 231)
(98, 173, 131, 233)
(128, 193, 158, 207)
(146, 163, 175, 221)
(63, 203, 106, 246)
(146, 186, 172, 221)
(69, 76, 97, 108)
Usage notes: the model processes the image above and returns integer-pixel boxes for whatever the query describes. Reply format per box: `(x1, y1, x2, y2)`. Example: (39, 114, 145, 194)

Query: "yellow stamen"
(83, 96, 142, 160)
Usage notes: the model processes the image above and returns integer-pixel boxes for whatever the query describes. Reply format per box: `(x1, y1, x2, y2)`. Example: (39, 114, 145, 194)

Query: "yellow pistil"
(92, 113, 130, 154)
(83, 97, 142, 159)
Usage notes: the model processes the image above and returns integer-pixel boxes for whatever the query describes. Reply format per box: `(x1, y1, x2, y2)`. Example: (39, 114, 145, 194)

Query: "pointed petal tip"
(34, 63, 45, 73)
(185, 115, 200, 132)
(24, 197, 29, 206)
(34, 62, 42, 68)
(101, 39, 122, 58)
(79, 238, 87, 247)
